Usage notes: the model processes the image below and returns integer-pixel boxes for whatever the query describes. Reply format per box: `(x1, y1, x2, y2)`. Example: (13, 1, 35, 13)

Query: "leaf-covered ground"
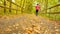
(0, 14, 60, 34)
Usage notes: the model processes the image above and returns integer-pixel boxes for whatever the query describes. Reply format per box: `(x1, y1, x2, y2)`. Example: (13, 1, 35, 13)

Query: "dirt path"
(0, 14, 60, 34)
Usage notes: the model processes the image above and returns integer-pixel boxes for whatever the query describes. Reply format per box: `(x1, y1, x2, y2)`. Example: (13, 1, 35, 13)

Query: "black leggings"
(36, 10, 38, 16)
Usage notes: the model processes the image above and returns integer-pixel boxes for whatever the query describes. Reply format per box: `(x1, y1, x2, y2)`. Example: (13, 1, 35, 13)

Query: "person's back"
(35, 5, 40, 10)
(35, 4, 40, 16)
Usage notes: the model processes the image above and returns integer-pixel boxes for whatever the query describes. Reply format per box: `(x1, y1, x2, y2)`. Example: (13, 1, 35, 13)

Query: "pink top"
(35, 5, 40, 10)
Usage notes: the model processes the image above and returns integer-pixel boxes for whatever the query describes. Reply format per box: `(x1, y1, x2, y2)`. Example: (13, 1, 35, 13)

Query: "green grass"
(40, 14, 60, 20)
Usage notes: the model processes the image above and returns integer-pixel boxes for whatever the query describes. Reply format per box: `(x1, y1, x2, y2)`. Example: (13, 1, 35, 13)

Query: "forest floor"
(0, 14, 60, 34)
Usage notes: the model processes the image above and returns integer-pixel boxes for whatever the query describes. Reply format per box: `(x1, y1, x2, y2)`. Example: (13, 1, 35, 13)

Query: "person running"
(35, 4, 40, 16)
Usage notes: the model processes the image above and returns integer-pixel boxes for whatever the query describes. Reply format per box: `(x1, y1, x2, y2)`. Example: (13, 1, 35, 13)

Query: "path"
(0, 14, 60, 34)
